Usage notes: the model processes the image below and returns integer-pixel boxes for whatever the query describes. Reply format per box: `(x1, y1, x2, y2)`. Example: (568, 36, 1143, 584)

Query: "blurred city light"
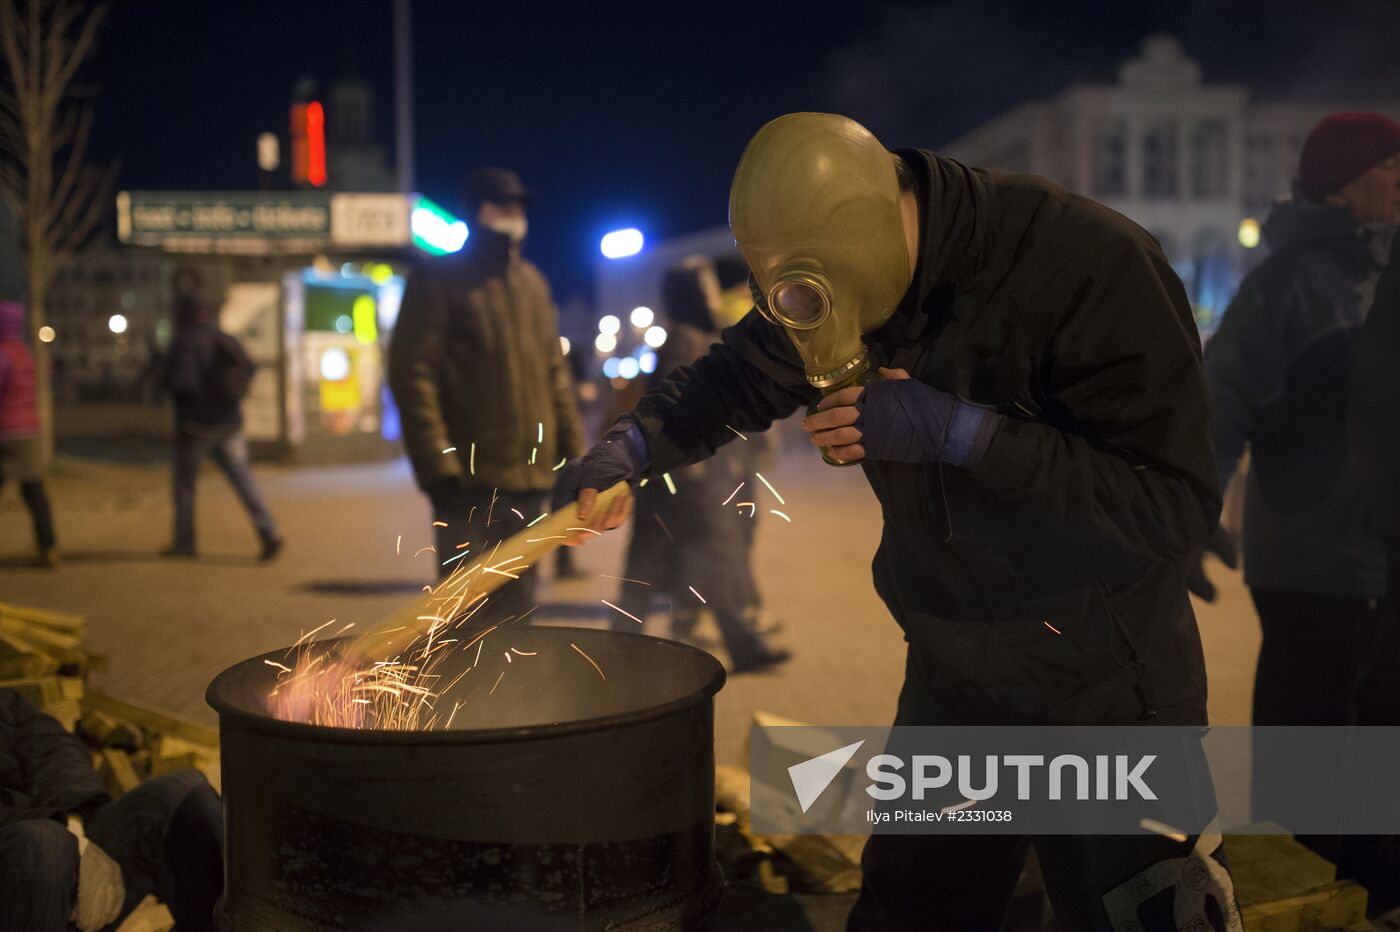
(257, 132, 280, 172)
(600, 228, 644, 259)
(108, 314, 128, 335)
(602, 357, 622, 379)
(38, 325, 55, 343)
(320, 347, 351, 381)
(595, 332, 618, 354)
(411, 197, 468, 255)
(352, 294, 378, 345)
(335, 314, 354, 334)
(639, 350, 658, 374)
(643, 325, 668, 348)
(630, 306, 654, 328)
(369, 263, 395, 285)
(598, 314, 621, 335)
(1237, 218, 1261, 249)
(560, 335, 572, 355)
(618, 357, 641, 380)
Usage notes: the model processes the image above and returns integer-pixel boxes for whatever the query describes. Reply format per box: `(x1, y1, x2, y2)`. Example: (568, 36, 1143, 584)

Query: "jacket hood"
(0, 300, 25, 340)
(1262, 196, 1365, 252)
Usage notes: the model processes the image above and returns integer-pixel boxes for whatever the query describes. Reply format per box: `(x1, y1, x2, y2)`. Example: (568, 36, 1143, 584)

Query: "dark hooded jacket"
(628, 151, 1219, 725)
(163, 300, 249, 428)
(0, 688, 108, 826)
(1349, 228, 1400, 583)
(1205, 197, 1392, 598)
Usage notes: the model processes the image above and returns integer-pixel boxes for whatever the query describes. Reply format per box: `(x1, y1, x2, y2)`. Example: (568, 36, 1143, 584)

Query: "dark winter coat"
(1206, 198, 1391, 599)
(388, 228, 586, 494)
(163, 318, 249, 429)
(0, 689, 107, 826)
(629, 150, 1219, 725)
(1350, 230, 1400, 586)
(0, 300, 40, 440)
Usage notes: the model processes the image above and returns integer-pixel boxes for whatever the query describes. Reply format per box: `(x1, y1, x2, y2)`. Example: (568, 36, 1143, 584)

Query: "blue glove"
(856, 377, 1000, 468)
(551, 420, 649, 512)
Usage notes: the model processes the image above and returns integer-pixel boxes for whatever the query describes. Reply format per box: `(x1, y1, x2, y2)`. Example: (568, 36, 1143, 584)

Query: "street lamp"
(38, 325, 55, 343)
(1237, 218, 1261, 249)
(595, 332, 617, 354)
(643, 325, 667, 348)
(630, 306, 654, 329)
(600, 228, 644, 259)
(108, 314, 128, 335)
(598, 314, 621, 335)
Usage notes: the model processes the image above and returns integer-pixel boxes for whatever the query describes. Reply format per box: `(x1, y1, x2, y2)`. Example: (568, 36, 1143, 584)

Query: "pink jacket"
(0, 301, 40, 440)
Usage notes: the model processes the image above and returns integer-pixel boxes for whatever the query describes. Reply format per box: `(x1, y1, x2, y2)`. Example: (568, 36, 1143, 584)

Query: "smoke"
(825, 0, 1400, 149)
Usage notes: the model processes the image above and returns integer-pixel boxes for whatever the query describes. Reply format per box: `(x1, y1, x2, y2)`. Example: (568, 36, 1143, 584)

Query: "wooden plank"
(84, 690, 220, 747)
(1225, 834, 1338, 907)
(1240, 879, 1369, 932)
(99, 749, 141, 797)
(0, 601, 85, 633)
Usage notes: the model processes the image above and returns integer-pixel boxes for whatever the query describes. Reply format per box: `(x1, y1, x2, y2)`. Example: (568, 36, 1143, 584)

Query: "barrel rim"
(206, 628, 727, 745)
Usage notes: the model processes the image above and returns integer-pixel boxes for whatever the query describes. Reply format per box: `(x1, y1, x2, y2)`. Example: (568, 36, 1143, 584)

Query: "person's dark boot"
(259, 534, 283, 562)
(729, 646, 791, 675)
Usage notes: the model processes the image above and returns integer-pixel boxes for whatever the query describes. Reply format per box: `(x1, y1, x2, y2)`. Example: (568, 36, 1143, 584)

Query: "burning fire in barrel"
(207, 626, 726, 931)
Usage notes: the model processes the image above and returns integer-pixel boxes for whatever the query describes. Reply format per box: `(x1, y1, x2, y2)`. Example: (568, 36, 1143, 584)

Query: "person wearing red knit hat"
(1201, 112, 1400, 912)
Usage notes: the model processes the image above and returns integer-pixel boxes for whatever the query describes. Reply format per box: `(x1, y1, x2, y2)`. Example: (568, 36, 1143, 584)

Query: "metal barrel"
(207, 627, 727, 931)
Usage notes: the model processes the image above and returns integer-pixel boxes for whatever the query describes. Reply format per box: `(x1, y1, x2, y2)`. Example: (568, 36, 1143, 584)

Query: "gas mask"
(729, 112, 913, 463)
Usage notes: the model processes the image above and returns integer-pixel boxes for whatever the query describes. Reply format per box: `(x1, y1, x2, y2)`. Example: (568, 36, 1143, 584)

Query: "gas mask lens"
(767, 278, 831, 330)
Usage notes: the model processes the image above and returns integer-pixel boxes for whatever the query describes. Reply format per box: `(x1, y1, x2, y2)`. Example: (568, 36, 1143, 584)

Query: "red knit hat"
(1298, 112, 1400, 201)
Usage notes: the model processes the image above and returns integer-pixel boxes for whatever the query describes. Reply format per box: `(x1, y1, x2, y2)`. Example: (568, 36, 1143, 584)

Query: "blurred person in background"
(0, 300, 57, 568)
(554, 332, 596, 582)
(162, 293, 281, 561)
(0, 688, 223, 932)
(389, 168, 585, 617)
(1201, 112, 1400, 889)
(1347, 217, 1400, 914)
(611, 259, 789, 673)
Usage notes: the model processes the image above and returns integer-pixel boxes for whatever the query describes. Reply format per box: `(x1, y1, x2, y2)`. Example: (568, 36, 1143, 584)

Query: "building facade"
(937, 34, 1400, 332)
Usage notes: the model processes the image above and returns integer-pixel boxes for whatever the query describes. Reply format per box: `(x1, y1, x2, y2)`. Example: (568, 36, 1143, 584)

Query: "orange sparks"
(600, 574, 651, 586)
(754, 472, 785, 505)
(566, 526, 604, 537)
(688, 586, 707, 604)
(490, 671, 506, 694)
(414, 546, 437, 557)
(511, 508, 525, 520)
(725, 424, 749, 441)
(396, 534, 402, 555)
(511, 647, 537, 656)
(571, 642, 606, 680)
(263, 659, 293, 673)
(722, 482, 745, 506)
(505, 651, 513, 663)
(1044, 621, 1062, 635)
(770, 509, 791, 523)
(736, 501, 757, 517)
(602, 599, 644, 624)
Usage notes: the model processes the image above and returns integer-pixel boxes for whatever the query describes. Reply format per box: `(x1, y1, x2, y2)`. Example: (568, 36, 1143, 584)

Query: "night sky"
(83, 0, 1400, 299)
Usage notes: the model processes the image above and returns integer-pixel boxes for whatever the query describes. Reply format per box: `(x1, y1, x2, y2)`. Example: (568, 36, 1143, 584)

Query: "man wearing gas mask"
(555, 114, 1230, 930)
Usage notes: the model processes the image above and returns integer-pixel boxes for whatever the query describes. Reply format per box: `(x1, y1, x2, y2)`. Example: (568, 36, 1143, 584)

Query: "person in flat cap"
(389, 168, 584, 613)
(1201, 112, 1400, 897)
